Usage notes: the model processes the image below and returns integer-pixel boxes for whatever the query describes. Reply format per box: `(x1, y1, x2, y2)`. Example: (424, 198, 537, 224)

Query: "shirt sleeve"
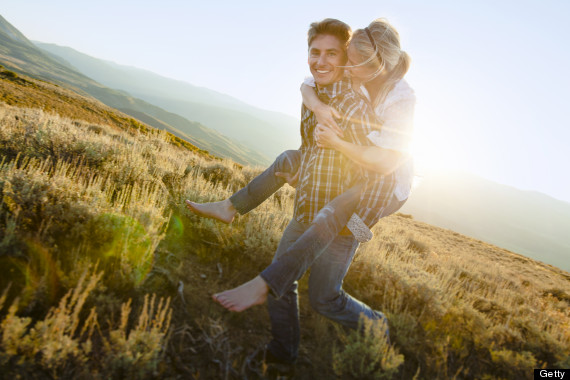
(303, 76, 316, 87)
(340, 98, 376, 147)
(366, 96, 415, 153)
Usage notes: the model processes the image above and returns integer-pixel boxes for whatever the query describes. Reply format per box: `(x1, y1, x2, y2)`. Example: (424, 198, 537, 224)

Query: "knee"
(312, 205, 339, 228)
(276, 150, 300, 172)
(309, 289, 343, 317)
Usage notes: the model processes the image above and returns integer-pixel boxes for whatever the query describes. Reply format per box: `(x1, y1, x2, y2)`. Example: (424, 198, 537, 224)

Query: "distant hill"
(0, 66, 211, 157)
(401, 170, 570, 271)
(0, 15, 267, 166)
(34, 42, 301, 160)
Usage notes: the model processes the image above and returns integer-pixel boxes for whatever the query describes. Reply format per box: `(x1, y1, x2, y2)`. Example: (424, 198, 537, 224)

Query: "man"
(213, 19, 395, 370)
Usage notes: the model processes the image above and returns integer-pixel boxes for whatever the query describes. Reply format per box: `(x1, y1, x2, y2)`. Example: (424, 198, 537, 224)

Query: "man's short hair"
(307, 18, 352, 48)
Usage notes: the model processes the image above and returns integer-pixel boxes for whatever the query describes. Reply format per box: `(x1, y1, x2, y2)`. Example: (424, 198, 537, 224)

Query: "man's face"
(308, 34, 347, 87)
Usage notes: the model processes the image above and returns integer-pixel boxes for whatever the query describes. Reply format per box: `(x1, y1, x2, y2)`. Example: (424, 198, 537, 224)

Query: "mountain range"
(0, 14, 269, 166)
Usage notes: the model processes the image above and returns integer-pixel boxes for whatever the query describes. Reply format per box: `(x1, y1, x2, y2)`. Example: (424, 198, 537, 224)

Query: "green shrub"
(2, 70, 18, 79)
(199, 162, 246, 191)
(86, 213, 155, 285)
(332, 316, 404, 379)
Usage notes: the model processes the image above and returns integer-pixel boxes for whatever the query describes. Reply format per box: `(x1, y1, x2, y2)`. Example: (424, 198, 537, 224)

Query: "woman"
(186, 18, 415, 314)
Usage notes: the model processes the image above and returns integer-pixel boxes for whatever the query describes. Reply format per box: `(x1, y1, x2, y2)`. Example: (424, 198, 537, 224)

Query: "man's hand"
(315, 124, 344, 150)
(314, 103, 343, 138)
(275, 169, 300, 188)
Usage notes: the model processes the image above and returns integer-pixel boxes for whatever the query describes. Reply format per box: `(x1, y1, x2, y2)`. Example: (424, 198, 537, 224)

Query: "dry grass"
(0, 269, 171, 379)
(0, 68, 210, 156)
(343, 215, 570, 378)
(0, 100, 569, 379)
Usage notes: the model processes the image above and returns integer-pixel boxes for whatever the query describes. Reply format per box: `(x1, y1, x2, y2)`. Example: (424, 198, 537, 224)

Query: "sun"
(409, 111, 464, 176)
(409, 131, 448, 175)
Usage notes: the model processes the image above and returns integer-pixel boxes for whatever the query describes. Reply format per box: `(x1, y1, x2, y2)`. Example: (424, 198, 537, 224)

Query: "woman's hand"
(314, 103, 343, 138)
(300, 82, 343, 137)
(315, 124, 344, 150)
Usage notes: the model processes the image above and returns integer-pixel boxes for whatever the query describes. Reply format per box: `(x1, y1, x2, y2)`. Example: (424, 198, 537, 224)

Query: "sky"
(3, 0, 570, 203)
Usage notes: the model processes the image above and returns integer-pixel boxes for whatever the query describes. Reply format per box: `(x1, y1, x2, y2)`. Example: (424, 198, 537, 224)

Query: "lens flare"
(94, 213, 154, 286)
(169, 214, 184, 239)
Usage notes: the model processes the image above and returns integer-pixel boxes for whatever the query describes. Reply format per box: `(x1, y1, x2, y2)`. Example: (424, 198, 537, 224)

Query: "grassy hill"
(0, 92, 568, 379)
(0, 67, 209, 157)
(0, 15, 268, 166)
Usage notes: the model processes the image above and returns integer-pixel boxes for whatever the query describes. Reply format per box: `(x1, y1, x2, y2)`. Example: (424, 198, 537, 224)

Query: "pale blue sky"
(3, 0, 570, 203)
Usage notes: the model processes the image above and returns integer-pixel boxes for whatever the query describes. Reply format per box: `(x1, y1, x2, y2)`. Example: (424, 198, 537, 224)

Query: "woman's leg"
(185, 150, 301, 223)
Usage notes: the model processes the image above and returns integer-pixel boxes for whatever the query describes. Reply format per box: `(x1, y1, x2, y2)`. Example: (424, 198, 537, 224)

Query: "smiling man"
(308, 33, 346, 85)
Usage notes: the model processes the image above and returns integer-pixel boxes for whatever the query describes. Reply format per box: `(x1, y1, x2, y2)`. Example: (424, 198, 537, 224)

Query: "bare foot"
(213, 276, 269, 312)
(185, 199, 237, 223)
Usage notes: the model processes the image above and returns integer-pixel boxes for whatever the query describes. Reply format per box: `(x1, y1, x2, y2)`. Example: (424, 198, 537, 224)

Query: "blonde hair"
(351, 18, 410, 107)
(307, 18, 352, 49)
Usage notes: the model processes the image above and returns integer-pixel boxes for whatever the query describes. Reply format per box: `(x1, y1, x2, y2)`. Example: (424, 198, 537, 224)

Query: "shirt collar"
(316, 76, 352, 100)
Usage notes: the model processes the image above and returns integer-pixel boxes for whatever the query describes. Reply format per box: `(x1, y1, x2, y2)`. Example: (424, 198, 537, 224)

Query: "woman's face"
(346, 42, 381, 82)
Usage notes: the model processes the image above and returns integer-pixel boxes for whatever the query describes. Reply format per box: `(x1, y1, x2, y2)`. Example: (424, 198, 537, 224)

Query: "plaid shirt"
(294, 77, 396, 228)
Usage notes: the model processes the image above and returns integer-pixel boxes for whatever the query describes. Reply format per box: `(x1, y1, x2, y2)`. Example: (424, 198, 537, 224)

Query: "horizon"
(2, 0, 570, 204)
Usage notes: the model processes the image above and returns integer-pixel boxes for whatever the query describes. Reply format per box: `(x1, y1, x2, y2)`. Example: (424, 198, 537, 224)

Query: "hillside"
(401, 170, 570, 271)
(0, 100, 569, 379)
(0, 15, 268, 166)
(34, 42, 301, 160)
(0, 67, 210, 156)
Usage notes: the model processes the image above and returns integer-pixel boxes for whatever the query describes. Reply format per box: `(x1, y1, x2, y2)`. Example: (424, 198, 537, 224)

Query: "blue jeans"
(260, 184, 361, 298)
(229, 150, 302, 215)
(265, 219, 387, 363)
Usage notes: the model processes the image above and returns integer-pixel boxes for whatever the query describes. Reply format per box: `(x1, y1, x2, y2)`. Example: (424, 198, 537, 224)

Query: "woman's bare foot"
(185, 199, 237, 224)
(213, 276, 269, 312)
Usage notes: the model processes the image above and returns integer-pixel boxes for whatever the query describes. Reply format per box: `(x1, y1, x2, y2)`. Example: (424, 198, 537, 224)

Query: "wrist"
(313, 102, 327, 115)
(334, 138, 349, 152)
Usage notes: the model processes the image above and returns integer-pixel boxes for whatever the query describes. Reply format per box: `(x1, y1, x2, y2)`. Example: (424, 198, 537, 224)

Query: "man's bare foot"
(185, 199, 237, 223)
(213, 276, 269, 312)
